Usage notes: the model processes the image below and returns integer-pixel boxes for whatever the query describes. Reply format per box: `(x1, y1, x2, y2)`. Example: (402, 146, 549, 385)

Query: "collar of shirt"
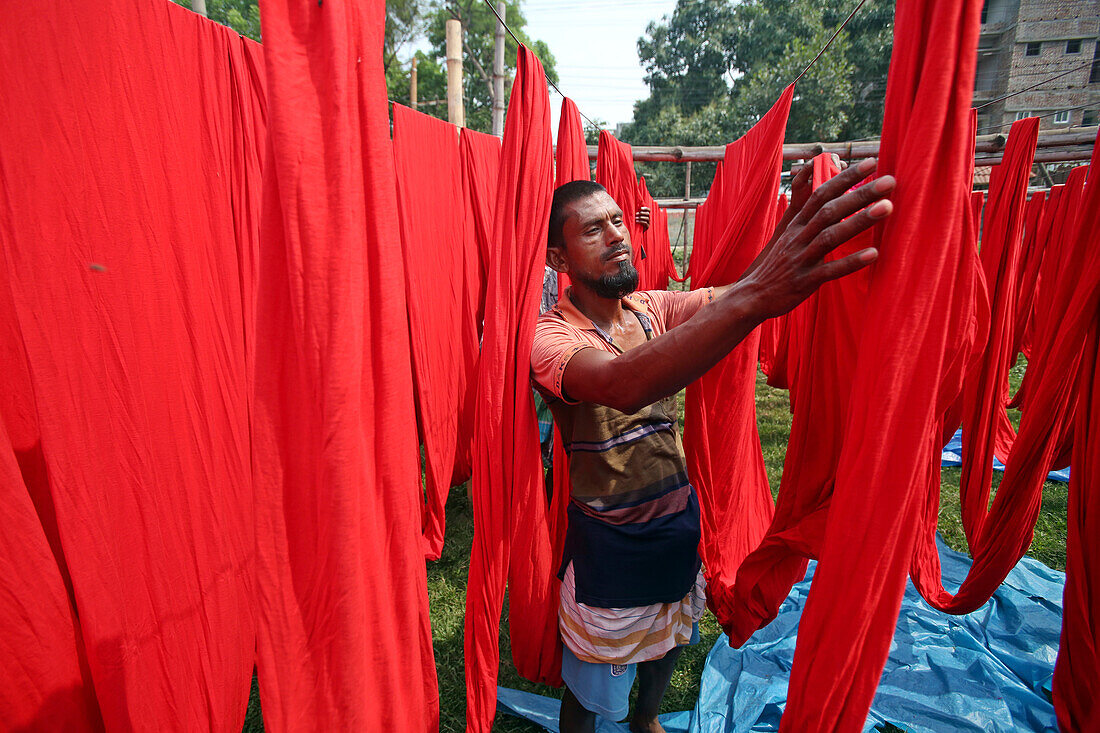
(547, 288, 654, 347)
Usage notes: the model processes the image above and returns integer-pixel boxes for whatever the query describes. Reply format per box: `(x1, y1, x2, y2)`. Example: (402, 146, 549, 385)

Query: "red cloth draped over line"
(717, 0, 987, 725)
(465, 45, 563, 733)
(1011, 191, 1047, 360)
(461, 128, 502, 329)
(0, 2, 263, 728)
(758, 194, 790, 381)
(956, 117, 1037, 546)
(594, 132, 680, 291)
(252, 0, 437, 729)
(758, 154, 843, 403)
(1053, 139, 1100, 724)
(393, 104, 479, 560)
(682, 86, 793, 626)
(556, 97, 591, 188)
(910, 148, 1098, 614)
(1011, 166, 1087, 419)
(554, 97, 590, 297)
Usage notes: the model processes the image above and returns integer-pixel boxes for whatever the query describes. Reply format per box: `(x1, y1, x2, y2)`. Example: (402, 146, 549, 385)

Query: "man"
(530, 157, 894, 733)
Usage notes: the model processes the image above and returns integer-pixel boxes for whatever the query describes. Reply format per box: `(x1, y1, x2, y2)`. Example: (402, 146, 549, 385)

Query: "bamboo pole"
(578, 127, 1097, 163)
(410, 56, 419, 110)
(445, 20, 464, 127)
(492, 2, 506, 137)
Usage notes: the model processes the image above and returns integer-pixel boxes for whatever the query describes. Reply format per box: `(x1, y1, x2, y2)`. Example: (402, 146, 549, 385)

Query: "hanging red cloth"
(252, 0, 437, 729)
(909, 148, 1100, 615)
(461, 128, 502, 330)
(0, 1, 262, 728)
(682, 86, 792, 626)
(556, 97, 591, 187)
(1053, 140, 1100, 722)
(956, 117, 1037, 546)
(714, 0, 985, 725)
(392, 104, 479, 560)
(1011, 191, 1047, 360)
(465, 45, 562, 733)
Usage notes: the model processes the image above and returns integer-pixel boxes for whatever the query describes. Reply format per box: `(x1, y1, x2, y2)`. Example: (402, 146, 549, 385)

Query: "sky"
(521, 0, 679, 132)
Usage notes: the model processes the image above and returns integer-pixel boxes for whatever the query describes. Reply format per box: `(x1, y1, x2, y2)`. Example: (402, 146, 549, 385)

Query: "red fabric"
(682, 86, 792, 626)
(717, 1, 985, 725)
(465, 45, 561, 732)
(0, 2, 262, 728)
(956, 117, 1037, 547)
(392, 104, 479, 560)
(1011, 191, 1047, 360)
(252, 0, 437, 729)
(556, 97, 591, 188)
(759, 194, 792, 382)
(1012, 167, 1087, 413)
(461, 128, 502, 330)
(761, 154, 843, 402)
(1053, 139, 1100, 723)
(910, 156, 1098, 613)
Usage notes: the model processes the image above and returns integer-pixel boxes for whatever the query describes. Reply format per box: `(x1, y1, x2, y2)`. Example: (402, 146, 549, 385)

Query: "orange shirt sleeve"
(642, 287, 716, 331)
(531, 317, 590, 405)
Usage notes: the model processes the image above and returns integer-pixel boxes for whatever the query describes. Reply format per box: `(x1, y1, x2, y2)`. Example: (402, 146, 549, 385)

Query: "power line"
(792, 0, 870, 85)
(973, 61, 1093, 110)
(478, 0, 600, 129)
(974, 103, 1099, 135)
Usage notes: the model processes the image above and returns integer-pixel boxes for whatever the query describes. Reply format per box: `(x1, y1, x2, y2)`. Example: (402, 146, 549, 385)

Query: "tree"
(623, 0, 893, 196)
(426, 1, 558, 133)
(172, 0, 261, 41)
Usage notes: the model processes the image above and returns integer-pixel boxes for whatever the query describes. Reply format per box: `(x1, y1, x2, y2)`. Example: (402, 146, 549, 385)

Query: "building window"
(1092, 42, 1100, 83)
(1014, 111, 1030, 121)
(980, 1, 988, 24)
(1025, 42, 1041, 57)
(1053, 110, 1071, 124)
(1084, 110, 1098, 127)
(1067, 39, 1082, 54)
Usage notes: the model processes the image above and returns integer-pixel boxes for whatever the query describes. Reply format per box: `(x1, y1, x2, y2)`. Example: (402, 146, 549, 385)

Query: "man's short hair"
(548, 180, 608, 249)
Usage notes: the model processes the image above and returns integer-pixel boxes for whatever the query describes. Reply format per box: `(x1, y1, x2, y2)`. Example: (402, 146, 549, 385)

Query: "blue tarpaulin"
(941, 428, 1070, 483)
(497, 536, 1063, 732)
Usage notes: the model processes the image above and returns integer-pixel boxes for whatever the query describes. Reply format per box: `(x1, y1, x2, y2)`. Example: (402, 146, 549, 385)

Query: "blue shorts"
(561, 622, 700, 721)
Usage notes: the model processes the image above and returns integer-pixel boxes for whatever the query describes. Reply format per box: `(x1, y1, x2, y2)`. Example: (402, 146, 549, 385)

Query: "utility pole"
(192, 0, 207, 16)
(445, 19, 465, 127)
(492, 2, 506, 136)
(410, 56, 419, 110)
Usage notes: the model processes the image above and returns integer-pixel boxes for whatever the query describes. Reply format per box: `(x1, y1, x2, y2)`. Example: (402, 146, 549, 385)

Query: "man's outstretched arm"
(562, 158, 894, 414)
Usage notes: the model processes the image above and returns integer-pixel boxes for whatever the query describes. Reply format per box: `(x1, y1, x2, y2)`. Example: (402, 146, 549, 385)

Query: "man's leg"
(560, 685, 596, 733)
(629, 645, 685, 733)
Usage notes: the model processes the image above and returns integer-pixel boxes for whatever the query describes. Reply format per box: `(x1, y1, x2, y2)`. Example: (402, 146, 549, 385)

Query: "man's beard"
(575, 260, 639, 299)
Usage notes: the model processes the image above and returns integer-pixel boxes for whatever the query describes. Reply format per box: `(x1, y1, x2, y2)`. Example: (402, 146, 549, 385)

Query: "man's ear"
(546, 244, 568, 274)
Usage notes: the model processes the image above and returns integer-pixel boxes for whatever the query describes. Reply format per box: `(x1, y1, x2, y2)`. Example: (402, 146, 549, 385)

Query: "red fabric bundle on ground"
(0, 2, 262, 728)
(252, 0, 437, 729)
(1053, 138, 1100, 723)
(393, 104, 479, 560)
(682, 86, 791, 626)
(461, 128, 502, 328)
(465, 45, 561, 733)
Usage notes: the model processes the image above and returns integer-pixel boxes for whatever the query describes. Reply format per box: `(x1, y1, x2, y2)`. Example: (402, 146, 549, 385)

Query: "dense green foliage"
(623, 0, 894, 196)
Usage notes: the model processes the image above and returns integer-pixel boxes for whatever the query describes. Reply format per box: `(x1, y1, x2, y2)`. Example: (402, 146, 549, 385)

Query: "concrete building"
(974, 0, 1100, 132)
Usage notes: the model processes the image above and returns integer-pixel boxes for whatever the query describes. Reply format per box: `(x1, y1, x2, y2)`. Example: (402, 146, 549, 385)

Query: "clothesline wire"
(791, 0, 870, 85)
(974, 104, 1098, 135)
(477, 0, 600, 129)
(973, 61, 1093, 110)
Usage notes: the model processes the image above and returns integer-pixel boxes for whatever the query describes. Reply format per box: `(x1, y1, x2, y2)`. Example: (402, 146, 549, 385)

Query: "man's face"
(554, 190, 638, 298)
